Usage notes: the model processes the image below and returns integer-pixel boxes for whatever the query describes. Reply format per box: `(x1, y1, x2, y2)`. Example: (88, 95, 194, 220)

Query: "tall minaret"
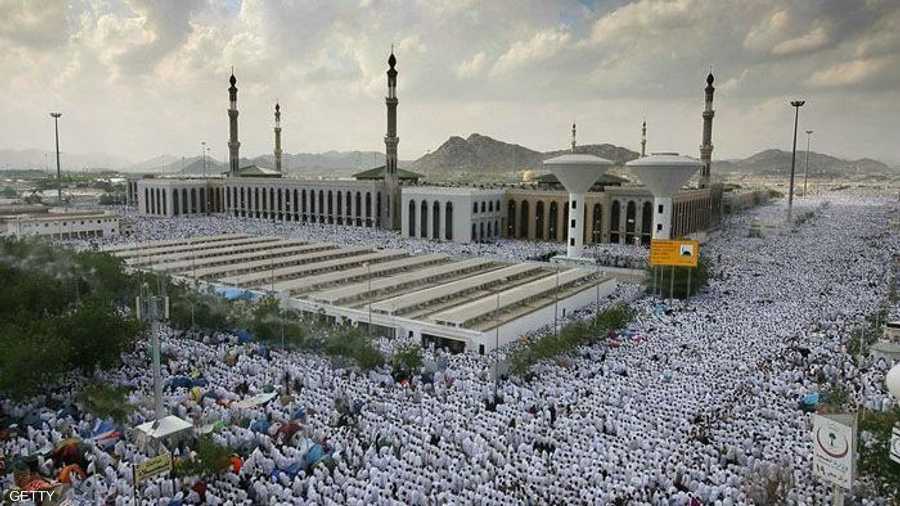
(640, 119, 647, 157)
(273, 102, 283, 173)
(571, 122, 577, 152)
(699, 71, 715, 188)
(228, 71, 240, 177)
(383, 49, 400, 230)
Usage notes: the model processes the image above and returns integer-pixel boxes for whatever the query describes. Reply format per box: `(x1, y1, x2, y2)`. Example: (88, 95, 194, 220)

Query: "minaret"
(383, 49, 400, 230)
(699, 71, 715, 188)
(273, 102, 282, 173)
(640, 119, 647, 157)
(228, 71, 240, 177)
(571, 122, 577, 152)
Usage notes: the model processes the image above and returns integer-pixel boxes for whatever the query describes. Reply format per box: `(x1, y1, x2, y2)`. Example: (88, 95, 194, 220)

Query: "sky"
(1, 0, 899, 166)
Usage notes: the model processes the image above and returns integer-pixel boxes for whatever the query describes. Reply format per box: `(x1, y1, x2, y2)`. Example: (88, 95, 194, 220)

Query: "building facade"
(2, 210, 119, 239)
(401, 187, 504, 243)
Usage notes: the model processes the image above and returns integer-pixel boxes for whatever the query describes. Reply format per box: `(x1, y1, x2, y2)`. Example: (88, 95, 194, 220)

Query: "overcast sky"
(2, 0, 899, 165)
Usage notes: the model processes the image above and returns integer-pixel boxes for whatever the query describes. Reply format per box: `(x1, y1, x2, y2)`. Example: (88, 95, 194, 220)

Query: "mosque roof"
(353, 165, 422, 181)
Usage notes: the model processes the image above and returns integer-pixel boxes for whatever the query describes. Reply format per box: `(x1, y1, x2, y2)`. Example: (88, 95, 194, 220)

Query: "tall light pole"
(364, 263, 372, 336)
(787, 100, 805, 224)
(50, 112, 62, 204)
(804, 130, 813, 197)
(201, 141, 207, 177)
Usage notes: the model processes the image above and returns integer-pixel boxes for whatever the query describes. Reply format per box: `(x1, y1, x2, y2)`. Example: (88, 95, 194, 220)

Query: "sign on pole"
(650, 240, 699, 267)
(890, 425, 900, 465)
(812, 414, 856, 490)
(135, 452, 172, 483)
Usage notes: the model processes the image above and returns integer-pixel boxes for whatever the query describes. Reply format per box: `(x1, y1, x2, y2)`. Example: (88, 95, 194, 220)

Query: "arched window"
(376, 193, 382, 227)
(173, 190, 180, 215)
(144, 188, 149, 213)
(625, 201, 636, 245)
(365, 192, 371, 224)
(507, 200, 516, 237)
(494, 220, 499, 238)
(445, 202, 453, 240)
(420, 200, 428, 237)
(327, 190, 333, 223)
(293, 189, 299, 217)
(191, 188, 198, 214)
(433, 201, 440, 240)
(480, 222, 485, 241)
(481, 201, 486, 213)
(519, 201, 529, 239)
(318, 190, 325, 222)
(472, 223, 477, 242)
(641, 201, 653, 245)
(355, 192, 362, 225)
(535, 201, 545, 240)
(473, 202, 478, 214)
(345, 191, 352, 218)
(592, 204, 603, 243)
(408, 200, 416, 237)
(488, 201, 493, 212)
(548, 201, 559, 241)
(610, 200, 621, 243)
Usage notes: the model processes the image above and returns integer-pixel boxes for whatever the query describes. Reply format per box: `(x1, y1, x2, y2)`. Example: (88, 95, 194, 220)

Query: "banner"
(812, 414, 856, 489)
(134, 452, 171, 483)
(650, 240, 699, 267)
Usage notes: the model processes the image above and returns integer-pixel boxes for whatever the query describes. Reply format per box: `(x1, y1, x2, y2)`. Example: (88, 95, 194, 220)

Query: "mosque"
(127, 51, 721, 246)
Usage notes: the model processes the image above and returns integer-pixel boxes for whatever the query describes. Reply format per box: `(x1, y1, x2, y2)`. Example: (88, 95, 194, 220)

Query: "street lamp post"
(554, 265, 560, 336)
(788, 100, 805, 223)
(804, 130, 813, 197)
(362, 263, 372, 336)
(494, 291, 500, 400)
(50, 112, 62, 204)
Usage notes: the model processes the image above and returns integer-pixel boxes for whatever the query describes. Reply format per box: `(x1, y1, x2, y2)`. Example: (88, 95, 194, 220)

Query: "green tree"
(858, 408, 900, 502)
(176, 435, 234, 478)
(391, 342, 423, 378)
(78, 384, 133, 423)
(645, 257, 712, 299)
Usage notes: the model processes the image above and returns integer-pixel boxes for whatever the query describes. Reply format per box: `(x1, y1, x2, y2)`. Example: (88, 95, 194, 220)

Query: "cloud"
(807, 57, 892, 88)
(455, 52, 487, 79)
(491, 27, 572, 76)
(0, 0, 898, 165)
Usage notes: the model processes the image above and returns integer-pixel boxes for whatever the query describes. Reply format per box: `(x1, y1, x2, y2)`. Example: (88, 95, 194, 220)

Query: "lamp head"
(50, 112, 62, 118)
(790, 100, 805, 107)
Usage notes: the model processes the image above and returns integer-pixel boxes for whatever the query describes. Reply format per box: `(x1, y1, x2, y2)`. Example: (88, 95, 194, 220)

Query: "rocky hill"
(409, 133, 640, 177)
(713, 149, 894, 178)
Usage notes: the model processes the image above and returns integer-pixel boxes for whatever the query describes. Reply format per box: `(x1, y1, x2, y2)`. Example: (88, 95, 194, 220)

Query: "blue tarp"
(272, 461, 304, 480)
(215, 286, 254, 301)
(249, 419, 270, 434)
(291, 407, 306, 421)
(167, 376, 193, 390)
(304, 444, 324, 468)
(802, 393, 820, 406)
(191, 378, 209, 388)
(235, 329, 253, 344)
(91, 420, 115, 437)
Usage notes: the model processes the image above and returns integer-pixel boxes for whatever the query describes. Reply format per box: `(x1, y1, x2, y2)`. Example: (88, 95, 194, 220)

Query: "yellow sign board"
(135, 452, 171, 483)
(650, 239, 700, 267)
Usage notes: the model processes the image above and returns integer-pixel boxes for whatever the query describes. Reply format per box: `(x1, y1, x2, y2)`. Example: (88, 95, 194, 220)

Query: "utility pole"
(554, 265, 560, 336)
(494, 291, 500, 400)
(804, 130, 813, 197)
(788, 100, 805, 224)
(365, 262, 372, 336)
(50, 112, 62, 204)
(137, 287, 167, 421)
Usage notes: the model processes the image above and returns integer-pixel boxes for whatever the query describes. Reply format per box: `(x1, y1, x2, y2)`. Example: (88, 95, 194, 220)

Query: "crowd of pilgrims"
(2, 192, 899, 505)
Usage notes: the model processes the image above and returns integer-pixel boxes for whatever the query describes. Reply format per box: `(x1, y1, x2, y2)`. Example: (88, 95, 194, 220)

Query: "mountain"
(0, 149, 132, 172)
(408, 133, 641, 177)
(713, 149, 895, 178)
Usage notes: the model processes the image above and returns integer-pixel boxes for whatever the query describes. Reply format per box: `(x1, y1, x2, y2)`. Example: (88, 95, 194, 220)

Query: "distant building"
(1, 209, 119, 239)
(129, 62, 725, 245)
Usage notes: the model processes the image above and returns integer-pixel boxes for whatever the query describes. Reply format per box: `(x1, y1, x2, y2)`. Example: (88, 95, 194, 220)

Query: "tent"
(232, 392, 278, 409)
(135, 415, 193, 448)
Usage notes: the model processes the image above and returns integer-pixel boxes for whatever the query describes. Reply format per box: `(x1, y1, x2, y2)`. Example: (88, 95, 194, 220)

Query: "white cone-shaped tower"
(627, 153, 701, 240)
(887, 363, 900, 402)
(544, 153, 613, 258)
